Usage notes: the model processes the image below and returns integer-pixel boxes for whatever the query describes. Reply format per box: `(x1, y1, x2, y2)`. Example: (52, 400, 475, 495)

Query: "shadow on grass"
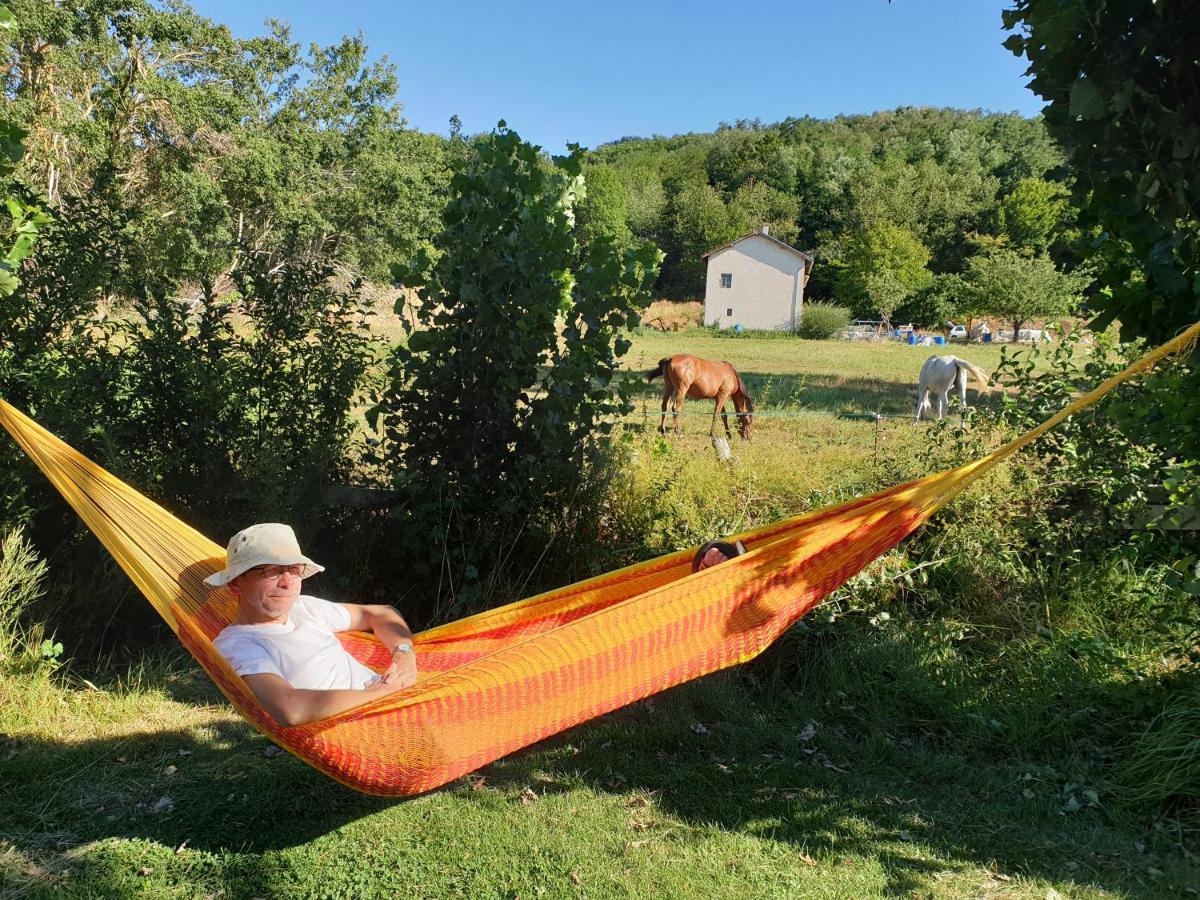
(476, 670, 1190, 898)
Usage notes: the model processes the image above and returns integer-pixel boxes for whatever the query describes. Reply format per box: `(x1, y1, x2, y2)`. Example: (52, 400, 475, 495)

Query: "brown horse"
(646, 355, 755, 440)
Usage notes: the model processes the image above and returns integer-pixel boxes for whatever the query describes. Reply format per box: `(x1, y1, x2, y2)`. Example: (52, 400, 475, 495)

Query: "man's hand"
(379, 644, 418, 689)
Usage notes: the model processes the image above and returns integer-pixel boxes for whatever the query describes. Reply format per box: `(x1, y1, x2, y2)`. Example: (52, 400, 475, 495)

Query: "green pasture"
(2, 330, 1195, 899)
(626, 329, 1025, 418)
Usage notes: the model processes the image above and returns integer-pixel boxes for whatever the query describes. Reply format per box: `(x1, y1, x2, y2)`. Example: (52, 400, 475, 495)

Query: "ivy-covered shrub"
(797, 302, 852, 339)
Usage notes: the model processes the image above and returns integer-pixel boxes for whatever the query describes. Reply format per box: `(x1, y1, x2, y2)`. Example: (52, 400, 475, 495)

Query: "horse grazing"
(915, 355, 989, 423)
(646, 355, 755, 440)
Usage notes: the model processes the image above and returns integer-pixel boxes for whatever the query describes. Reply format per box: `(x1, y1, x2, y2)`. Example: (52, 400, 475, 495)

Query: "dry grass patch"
(641, 300, 704, 332)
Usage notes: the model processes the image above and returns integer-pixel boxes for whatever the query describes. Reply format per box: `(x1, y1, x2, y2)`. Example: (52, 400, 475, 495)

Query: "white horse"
(915, 355, 988, 423)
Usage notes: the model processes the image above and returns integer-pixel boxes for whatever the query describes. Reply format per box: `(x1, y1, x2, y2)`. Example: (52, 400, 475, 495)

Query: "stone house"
(703, 227, 814, 331)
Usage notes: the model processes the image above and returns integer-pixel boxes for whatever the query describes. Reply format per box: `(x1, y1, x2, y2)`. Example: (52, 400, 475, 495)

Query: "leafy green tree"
(668, 181, 739, 295)
(998, 178, 1070, 253)
(577, 165, 633, 250)
(894, 273, 967, 329)
(727, 180, 800, 245)
(960, 248, 1086, 341)
(1004, 0, 1200, 341)
(0, 2, 49, 296)
(845, 153, 998, 271)
(4, 3, 450, 285)
(378, 125, 661, 613)
(615, 162, 666, 240)
(706, 129, 782, 193)
(835, 223, 932, 326)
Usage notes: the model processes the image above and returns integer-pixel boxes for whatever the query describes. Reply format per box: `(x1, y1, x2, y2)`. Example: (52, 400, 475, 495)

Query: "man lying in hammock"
(203, 523, 416, 727)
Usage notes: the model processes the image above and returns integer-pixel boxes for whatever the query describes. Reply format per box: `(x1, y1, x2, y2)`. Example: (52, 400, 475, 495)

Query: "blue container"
(983, 332, 992, 344)
(934, 335, 946, 345)
(907, 333, 917, 345)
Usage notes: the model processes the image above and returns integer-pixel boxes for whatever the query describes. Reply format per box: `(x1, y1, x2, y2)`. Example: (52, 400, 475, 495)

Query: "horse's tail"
(646, 357, 671, 382)
(954, 358, 989, 389)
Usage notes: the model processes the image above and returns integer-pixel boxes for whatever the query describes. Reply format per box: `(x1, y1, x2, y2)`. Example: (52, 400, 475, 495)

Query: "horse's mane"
(725, 362, 754, 411)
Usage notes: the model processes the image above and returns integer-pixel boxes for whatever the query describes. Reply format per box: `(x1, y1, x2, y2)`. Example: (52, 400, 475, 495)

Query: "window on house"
(720, 273, 732, 288)
(726, 308, 733, 317)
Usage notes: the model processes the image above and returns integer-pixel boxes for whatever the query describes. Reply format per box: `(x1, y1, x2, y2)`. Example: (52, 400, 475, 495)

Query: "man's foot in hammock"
(692, 539, 747, 572)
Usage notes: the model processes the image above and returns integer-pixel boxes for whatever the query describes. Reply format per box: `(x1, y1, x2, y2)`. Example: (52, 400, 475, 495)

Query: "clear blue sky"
(190, 0, 1040, 154)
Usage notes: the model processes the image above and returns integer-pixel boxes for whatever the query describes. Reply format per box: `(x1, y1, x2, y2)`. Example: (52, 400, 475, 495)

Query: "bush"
(0, 527, 57, 674)
(377, 125, 661, 618)
(797, 303, 852, 339)
(0, 205, 379, 650)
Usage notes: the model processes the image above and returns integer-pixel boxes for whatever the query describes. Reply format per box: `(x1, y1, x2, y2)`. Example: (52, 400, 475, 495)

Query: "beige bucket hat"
(203, 523, 324, 587)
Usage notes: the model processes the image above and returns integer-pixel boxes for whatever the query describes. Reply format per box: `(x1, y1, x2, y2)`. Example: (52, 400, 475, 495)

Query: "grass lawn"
(2, 329, 1194, 898)
(3, 656, 1193, 898)
(625, 329, 1029, 419)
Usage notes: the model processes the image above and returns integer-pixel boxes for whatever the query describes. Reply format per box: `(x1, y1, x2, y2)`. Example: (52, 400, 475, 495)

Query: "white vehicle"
(946, 323, 967, 340)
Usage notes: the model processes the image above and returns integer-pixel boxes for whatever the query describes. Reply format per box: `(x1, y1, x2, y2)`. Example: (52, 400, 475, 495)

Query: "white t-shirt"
(214, 594, 380, 690)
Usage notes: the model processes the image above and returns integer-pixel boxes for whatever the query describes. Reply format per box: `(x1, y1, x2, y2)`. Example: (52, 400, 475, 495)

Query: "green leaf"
(1038, 8, 1081, 53)
(0, 119, 28, 165)
(1069, 78, 1105, 120)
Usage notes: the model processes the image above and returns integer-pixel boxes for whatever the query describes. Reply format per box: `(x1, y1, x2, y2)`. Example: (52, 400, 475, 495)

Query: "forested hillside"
(585, 109, 1076, 305)
(3, 1, 1086, 330)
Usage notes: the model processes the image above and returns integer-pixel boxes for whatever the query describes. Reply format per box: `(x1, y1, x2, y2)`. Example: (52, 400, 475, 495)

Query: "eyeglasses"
(247, 563, 304, 579)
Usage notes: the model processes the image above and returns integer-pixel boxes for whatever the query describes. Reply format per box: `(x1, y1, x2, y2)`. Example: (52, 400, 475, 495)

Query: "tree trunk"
(1013, 319, 1025, 343)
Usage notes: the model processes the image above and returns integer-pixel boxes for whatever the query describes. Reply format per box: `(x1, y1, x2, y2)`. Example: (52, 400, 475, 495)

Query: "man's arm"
(341, 603, 413, 648)
(341, 603, 417, 688)
(242, 672, 405, 727)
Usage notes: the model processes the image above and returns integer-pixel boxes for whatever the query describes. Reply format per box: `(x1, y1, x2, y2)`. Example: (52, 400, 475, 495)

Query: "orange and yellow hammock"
(2, 323, 1197, 797)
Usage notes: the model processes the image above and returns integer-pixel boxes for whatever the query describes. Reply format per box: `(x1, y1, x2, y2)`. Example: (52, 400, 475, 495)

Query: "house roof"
(702, 230, 815, 264)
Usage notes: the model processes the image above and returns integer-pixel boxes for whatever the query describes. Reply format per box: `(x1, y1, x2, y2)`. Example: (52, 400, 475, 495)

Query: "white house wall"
(703, 236, 807, 330)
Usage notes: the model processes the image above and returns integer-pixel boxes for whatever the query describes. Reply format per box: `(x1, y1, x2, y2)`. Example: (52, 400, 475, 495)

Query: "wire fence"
(631, 402, 910, 421)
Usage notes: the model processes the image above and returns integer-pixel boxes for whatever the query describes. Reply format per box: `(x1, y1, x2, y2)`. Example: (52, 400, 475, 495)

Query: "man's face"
(229, 564, 304, 622)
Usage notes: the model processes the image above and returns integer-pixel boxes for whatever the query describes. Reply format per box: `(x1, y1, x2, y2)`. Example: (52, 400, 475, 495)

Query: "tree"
(845, 152, 998, 272)
(727, 179, 800, 245)
(378, 125, 661, 611)
(576, 165, 633, 250)
(0, 2, 49, 296)
(998, 178, 1070, 253)
(960, 248, 1086, 341)
(615, 162, 666, 240)
(668, 181, 739, 295)
(894, 273, 968, 329)
(835, 223, 932, 326)
(1004, 0, 1200, 341)
(4, 3, 450, 285)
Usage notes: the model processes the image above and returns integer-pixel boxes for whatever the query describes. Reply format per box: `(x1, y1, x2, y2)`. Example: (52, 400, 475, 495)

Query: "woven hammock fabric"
(2, 322, 1197, 796)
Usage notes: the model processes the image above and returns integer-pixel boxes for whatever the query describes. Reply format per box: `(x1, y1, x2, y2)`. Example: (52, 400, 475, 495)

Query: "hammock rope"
(2, 321, 1197, 796)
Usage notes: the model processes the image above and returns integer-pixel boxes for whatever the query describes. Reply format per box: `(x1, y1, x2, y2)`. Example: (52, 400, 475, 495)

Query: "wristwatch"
(392, 643, 414, 655)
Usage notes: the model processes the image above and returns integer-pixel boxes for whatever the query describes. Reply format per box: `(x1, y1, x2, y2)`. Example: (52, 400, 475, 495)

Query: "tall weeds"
(0, 526, 56, 674)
